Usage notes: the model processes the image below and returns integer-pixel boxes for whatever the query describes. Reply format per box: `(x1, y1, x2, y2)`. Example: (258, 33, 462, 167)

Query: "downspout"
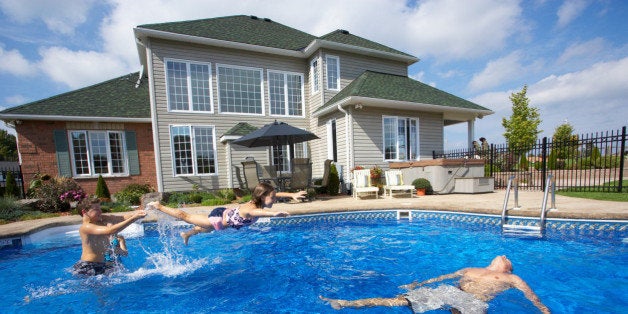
(139, 38, 164, 192)
(337, 103, 352, 186)
(226, 142, 233, 188)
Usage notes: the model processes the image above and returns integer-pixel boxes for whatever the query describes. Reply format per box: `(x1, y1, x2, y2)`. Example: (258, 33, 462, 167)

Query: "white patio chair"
(384, 169, 416, 198)
(352, 169, 379, 199)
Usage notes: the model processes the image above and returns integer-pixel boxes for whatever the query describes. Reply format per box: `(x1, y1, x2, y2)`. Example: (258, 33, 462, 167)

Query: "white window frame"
(325, 55, 340, 91)
(68, 130, 129, 177)
(271, 143, 308, 173)
(310, 58, 320, 94)
(164, 58, 213, 113)
(216, 63, 264, 115)
(169, 125, 218, 177)
(268, 70, 305, 117)
(382, 116, 420, 161)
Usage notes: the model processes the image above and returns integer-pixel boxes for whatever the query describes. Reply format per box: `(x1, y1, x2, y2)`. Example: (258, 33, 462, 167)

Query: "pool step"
(502, 224, 543, 238)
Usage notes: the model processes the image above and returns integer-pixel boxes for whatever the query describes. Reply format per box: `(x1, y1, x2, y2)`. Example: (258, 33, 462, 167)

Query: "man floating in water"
(321, 255, 550, 313)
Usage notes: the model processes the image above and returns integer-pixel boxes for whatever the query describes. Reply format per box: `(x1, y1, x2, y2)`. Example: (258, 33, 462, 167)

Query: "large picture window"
(69, 130, 127, 176)
(325, 55, 340, 90)
(217, 64, 263, 114)
(170, 125, 217, 176)
(268, 70, 304, 116)
(383, 116, 419, 161)
(165, 59, 212, 112)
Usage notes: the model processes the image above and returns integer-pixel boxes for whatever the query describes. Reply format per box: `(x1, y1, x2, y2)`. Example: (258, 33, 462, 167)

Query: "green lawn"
(556, 180, 628, 202)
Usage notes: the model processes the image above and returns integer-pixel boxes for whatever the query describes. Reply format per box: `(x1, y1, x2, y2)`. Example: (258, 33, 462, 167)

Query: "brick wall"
(16, 121, 157, 195)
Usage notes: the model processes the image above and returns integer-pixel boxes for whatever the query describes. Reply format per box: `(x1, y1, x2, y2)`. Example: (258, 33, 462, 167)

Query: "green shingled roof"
(138, 15, 316, 51)
(137, 15, 414, 59)
(320, 30, 415, 58)
(224, 122, 258, 136)
(315, 71, 490, 114)
(0, 72, 149, 119)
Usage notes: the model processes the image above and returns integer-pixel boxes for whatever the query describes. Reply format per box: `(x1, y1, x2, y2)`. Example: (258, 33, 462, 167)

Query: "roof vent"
(250, 15, 258, 20)
(264, 18, 272, 22)
(340, 29, 350, 35)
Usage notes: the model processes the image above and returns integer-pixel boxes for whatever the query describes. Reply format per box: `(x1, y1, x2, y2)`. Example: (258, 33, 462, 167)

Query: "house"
(0, 15, 493, 195)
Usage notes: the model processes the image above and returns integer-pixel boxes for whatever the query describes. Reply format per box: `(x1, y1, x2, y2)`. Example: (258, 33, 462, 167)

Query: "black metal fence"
(0, 163, 26, 198)
(434, 126, 627, 192)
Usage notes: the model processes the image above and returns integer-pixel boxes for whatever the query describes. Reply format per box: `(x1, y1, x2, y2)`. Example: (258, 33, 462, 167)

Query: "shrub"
(328, 163, 340, 196)
(201, 198, 230, 206)
(95, 175, 111, 201)
(0, 197, 25, 222)
(4, 171, 19, 197)
(30, 177, 83, 213)
(214, 189, 236, 202)
(164, 192, 191, 207)
(412, 178, 433, 195)
(113, 183, 153, 205)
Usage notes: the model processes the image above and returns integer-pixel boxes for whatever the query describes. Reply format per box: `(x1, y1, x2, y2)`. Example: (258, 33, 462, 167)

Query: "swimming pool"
(1, 211, 626, 313)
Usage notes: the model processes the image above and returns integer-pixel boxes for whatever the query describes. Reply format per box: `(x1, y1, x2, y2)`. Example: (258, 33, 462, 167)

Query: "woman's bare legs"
(180, 226, 209, 245)
(319, 295, 409, 310)
(149, 202, 216, 229)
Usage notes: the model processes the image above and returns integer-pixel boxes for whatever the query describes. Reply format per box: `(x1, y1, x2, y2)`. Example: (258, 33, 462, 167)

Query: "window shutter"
(125, 131, 140, 175)
(53, 130, 72, 177)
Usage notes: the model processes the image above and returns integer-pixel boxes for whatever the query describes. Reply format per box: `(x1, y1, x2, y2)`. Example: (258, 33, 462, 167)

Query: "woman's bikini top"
(225, 207, 257, 229)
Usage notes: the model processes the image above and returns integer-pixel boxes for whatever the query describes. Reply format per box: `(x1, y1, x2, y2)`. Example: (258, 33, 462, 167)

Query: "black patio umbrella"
(232, 120, 319, 148)
(232, 120, 319, 177)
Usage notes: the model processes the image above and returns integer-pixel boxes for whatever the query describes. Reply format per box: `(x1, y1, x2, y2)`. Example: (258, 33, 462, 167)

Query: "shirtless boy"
(73, 199, 146, 276)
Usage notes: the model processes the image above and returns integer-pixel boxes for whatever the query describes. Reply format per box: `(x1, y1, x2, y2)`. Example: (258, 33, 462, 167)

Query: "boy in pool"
(321, 255, 550, 313)
(73, 198, 146, 276)
(148, 183, 306, 245)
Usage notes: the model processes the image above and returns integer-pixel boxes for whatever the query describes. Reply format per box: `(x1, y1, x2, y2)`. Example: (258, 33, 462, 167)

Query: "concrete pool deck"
(1, 190, 627, 239)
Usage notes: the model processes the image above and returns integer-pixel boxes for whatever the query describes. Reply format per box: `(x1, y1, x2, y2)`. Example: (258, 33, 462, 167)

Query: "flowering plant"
(351, 166, 364, 172)
(370, 166, 383, 180)
(60, 189, 87, 203)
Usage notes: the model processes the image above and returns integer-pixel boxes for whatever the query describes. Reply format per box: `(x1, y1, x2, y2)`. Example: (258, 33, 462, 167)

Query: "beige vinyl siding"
(351, 108, 443, 171)
(321, 49, 407, 105)
(149, 39, 310, 192)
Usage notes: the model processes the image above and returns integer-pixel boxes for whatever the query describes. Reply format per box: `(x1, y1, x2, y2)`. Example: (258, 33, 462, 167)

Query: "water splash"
(24, 211, 209, 303)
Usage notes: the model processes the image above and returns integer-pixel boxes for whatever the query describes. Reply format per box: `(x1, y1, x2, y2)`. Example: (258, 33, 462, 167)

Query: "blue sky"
(1, 0, 626, 150)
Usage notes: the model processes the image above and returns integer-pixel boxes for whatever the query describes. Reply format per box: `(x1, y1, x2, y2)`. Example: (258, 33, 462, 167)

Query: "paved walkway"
(1, 190, 627, 239)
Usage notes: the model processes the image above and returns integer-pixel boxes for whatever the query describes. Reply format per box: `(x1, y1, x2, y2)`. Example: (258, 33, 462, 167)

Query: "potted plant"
(412, 178, 432, 196)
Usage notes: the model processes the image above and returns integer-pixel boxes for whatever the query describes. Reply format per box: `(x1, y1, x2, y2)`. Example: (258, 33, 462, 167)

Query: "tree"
(4, 171, 19, 197)
(0, 130, 18, 161)
(552, 121, 579, 159)
(502, 85, 542, 153)
(95, 175, 111, 200)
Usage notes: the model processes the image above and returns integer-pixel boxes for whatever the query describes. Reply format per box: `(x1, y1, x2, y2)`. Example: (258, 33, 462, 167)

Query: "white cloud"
(556, 0, 588, 28)
(402, 0, 523, 60)
(37, 47, 128, 89)
(468, 51, 525, 91)
(0, 0, 95, 34)
(556, 37, 606, 64)
(0, 46, 37, 76)
(4, 94, 27, 106)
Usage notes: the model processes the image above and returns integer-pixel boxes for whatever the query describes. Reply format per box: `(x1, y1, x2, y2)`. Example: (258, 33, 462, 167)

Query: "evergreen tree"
(502, 85, 542, 153)
(327, 164, 340, 196)
(95, 175, 111, 200)
(552, 122, 579, 159)
(4, 171, 19, 197)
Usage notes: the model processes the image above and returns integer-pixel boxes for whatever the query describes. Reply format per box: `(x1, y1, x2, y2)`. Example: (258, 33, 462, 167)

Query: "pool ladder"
(501, 174, 556, 238)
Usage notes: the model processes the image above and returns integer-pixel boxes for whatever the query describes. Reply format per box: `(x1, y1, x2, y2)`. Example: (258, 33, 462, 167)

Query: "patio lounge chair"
(260, 165, 280, 189)
(241, 160, 260, 191)
(312, 159, 332, 192)
(352, 169, 379, 199)
(384, 169, 416, 198)
(289, 158, 312, 191)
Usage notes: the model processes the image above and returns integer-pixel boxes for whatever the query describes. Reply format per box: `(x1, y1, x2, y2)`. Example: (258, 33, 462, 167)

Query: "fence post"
(619, 126, 626, 192)
(541, 137, 548, 191)
(489, 144, 494, 177)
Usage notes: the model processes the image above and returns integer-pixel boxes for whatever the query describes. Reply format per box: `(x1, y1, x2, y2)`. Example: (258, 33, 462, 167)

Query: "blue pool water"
(1, 212, 627, 313)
